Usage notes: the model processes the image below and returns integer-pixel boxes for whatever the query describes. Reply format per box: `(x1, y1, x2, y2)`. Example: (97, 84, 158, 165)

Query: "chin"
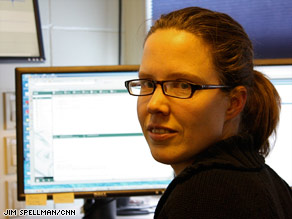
(149, 148, 181, 165)
(153, 156, 173, 165)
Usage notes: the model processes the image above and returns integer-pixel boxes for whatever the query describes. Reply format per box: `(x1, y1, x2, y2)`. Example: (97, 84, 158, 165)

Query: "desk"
(12, 213, 154, 219)
(117, 213, 154, 219)
(10, 196, 159, 219)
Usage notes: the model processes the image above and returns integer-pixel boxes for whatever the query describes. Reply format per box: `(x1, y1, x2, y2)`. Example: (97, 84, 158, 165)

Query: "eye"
(141, 80, 154, 88)
(179, 82, 191, 89)
(130, 81, 141, 87)
(147, 81, 154, 88)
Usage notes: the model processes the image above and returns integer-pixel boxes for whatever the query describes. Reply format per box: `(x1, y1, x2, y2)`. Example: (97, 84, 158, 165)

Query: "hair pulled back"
(146, 7, 281, 156)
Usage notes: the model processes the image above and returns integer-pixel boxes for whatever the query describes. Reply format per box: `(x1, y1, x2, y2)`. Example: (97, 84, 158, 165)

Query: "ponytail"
(240, 70, 281, 156)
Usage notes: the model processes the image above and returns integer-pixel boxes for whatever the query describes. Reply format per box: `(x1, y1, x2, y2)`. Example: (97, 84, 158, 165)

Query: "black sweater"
(155, 134, 292, 219)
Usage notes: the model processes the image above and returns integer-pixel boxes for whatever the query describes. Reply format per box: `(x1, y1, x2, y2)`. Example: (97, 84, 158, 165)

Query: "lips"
(147, 125, 177, 141)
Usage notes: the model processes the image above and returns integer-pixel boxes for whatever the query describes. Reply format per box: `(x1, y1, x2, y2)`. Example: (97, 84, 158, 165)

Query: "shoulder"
(155, 135, 292, 219)
(173, 167, 267, 204)
(156, 167, 281, 219)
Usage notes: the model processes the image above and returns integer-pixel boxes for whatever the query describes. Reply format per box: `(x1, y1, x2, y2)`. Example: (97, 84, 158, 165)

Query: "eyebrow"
(138, 71, 208, 84)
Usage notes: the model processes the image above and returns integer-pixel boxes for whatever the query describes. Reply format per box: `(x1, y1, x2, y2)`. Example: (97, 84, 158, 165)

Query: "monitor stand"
(83, 198, 116, 219)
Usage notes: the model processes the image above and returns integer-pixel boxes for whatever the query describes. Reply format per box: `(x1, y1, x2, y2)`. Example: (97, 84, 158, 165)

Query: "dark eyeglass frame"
(125, 79, 231, 99)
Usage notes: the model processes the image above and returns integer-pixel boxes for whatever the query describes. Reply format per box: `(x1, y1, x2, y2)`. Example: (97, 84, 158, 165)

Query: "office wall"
(0, 0, 146, 217)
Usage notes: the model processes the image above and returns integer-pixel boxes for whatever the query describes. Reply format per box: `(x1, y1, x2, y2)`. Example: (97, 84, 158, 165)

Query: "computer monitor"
(15, 65, 174, 201)
(254, 63, 292, 186)
(0, 0, 45, 62)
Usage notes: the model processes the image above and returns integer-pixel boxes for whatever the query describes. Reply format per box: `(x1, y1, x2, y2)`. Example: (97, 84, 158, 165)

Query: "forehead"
(139, 29, 219, 83)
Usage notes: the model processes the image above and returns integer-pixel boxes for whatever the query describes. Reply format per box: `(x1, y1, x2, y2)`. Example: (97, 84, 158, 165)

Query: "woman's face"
(138, 29, 232, 174)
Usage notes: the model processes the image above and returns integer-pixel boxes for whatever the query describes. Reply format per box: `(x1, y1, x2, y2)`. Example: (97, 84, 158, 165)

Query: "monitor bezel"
(15, 65, 171, 201)
(254, 58, 292, 66)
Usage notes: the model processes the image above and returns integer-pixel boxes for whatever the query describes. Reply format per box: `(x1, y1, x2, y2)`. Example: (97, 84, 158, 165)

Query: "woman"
(125, 7, 292, 218)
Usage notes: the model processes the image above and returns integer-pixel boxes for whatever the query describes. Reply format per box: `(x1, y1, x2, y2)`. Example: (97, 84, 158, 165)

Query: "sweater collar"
(178, 134, 265, 178)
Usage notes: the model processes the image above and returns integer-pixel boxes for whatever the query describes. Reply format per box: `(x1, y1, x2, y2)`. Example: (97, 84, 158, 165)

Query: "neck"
(222, 115, 240, 139)
(171, 160, 194, 176)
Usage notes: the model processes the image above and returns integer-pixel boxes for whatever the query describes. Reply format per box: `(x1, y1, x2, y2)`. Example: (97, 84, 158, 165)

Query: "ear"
(225, 86, 247, 121)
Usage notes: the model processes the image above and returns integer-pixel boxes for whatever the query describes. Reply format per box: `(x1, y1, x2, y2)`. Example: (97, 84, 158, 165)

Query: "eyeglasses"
(125, 79, 231, 99)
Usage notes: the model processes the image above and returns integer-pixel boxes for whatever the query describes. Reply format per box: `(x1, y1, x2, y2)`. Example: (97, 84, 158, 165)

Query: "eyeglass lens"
(129, 80, 192, 98)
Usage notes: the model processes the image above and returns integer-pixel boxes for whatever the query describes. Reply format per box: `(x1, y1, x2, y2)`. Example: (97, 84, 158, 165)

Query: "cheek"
(183, 94, 228, 135)
(137, 97, 147, 126)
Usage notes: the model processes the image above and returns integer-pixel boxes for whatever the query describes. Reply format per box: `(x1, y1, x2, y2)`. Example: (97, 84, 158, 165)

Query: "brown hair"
(146, 7, 281, 156)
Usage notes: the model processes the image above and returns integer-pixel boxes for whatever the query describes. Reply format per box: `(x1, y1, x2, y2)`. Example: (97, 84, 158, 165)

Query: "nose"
(147, 84, 170, 116)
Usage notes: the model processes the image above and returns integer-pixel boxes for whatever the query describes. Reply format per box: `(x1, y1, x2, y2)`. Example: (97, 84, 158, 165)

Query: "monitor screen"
(15, 65, 174, 201)
(254, 64, 292, 186)
(151, 1, 292, 60)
